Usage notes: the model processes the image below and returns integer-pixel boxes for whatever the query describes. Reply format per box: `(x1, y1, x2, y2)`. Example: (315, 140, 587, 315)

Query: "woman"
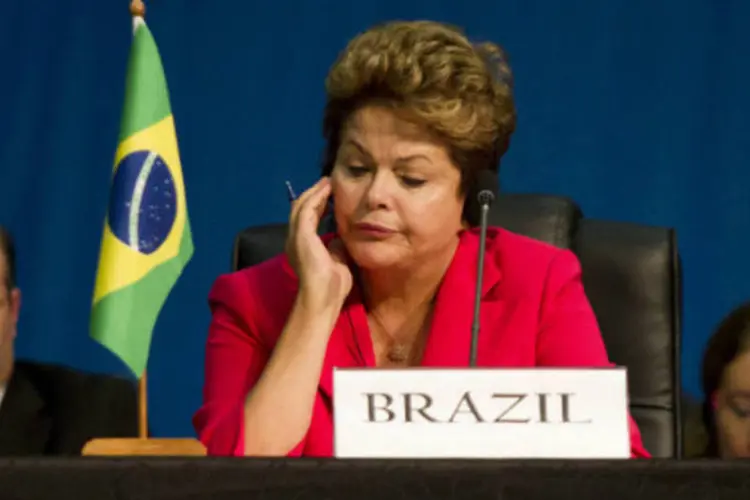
(689, 301, 750, 458)
(193, 20, 649, 458)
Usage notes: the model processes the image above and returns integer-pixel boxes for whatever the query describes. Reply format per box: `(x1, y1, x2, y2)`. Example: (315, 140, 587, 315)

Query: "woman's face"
(715, 349, 750, 458)
(331, 105, 465, 271)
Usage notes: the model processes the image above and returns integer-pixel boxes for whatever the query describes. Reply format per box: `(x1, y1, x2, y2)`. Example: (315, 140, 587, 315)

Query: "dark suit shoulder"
(14, 360, 136, 404)
(9, 360, 139, 455)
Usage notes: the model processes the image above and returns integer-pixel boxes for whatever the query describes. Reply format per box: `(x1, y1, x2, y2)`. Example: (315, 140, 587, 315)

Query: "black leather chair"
(231, 193, 683, 458)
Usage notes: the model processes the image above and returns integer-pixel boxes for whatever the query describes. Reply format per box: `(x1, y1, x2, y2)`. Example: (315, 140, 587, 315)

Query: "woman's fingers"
(293, 180, 331, 237)
(289, 177, 330, 231)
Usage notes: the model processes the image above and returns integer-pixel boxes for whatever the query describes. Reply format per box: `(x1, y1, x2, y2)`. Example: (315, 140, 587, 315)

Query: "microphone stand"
(469, 191, 494, 367)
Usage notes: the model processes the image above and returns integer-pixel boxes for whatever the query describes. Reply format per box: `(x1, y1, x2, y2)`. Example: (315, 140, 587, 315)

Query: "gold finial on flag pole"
(130, 0, 145, 17)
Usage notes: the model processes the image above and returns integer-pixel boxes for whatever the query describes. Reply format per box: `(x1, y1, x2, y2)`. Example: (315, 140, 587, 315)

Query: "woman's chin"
(346, 242, 404, 270)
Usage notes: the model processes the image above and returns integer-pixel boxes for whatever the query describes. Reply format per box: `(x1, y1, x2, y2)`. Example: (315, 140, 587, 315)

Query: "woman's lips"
(354, 222, 395, 237)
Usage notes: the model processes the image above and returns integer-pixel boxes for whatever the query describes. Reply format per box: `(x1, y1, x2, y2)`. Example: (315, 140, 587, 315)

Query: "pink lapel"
(420, 228, 504, 367)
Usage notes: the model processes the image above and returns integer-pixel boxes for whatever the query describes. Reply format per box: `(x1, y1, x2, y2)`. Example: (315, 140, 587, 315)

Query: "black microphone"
(469, 170, 498, 367)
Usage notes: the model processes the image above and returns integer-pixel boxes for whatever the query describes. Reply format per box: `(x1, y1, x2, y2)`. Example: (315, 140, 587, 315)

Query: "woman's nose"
(363, 172, 394, 210)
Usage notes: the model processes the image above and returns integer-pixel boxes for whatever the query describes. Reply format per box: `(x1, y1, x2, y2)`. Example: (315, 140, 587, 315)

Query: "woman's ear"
(319, 197, 337, 234)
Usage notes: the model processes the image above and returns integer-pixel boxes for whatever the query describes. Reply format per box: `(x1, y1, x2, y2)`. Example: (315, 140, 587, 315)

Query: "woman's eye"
(402, 176, 426, 188)
(727, 397, 750, 418)
(347, 165, 368, 176)
(729, 406, 750, 419)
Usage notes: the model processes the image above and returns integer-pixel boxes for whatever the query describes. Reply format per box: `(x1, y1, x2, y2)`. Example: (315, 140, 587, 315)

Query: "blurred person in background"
(0, 226, 139, 455)
(685, 301, 750, 458)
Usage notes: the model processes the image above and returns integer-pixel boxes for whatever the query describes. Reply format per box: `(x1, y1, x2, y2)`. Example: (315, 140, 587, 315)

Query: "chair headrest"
(491, 194, 582, 249)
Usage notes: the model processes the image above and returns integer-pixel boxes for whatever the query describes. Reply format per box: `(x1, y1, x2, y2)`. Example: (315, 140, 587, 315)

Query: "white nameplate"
(333, 368, 630, 459)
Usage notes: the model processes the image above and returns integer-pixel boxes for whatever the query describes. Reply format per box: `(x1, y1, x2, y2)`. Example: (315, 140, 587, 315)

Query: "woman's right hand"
(286, 177, 353, 311)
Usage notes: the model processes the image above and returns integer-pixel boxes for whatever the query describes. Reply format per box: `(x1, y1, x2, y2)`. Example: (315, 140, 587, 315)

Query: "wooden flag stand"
(82, 371, 206, 456)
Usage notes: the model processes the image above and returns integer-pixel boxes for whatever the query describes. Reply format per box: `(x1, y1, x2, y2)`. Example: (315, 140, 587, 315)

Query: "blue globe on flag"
(108, 150, 177, 255)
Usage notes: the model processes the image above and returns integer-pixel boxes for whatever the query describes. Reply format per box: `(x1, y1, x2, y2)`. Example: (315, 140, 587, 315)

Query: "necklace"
(386, 344, 410, 364)
(355, 268, 438, 366)
(368, 304, 434, 366)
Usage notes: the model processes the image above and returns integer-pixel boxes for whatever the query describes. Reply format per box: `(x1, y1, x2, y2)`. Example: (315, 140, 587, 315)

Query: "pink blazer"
(193, 227, 650, 458)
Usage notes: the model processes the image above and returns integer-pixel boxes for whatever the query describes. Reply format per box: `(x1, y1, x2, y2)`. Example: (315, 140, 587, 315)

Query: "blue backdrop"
(1, 0, 748, 437)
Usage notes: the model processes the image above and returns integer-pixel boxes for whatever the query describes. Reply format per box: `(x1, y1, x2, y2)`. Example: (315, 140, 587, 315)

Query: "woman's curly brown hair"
(321, 20, 517, 198)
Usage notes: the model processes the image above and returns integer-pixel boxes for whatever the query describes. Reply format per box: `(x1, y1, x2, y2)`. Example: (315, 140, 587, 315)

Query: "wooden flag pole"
(139, 371, 148, 438)
(81, 2, 204, 455)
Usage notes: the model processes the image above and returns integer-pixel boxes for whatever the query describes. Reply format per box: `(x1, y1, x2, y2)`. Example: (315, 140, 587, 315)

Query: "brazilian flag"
(90, 15, 193, 378)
